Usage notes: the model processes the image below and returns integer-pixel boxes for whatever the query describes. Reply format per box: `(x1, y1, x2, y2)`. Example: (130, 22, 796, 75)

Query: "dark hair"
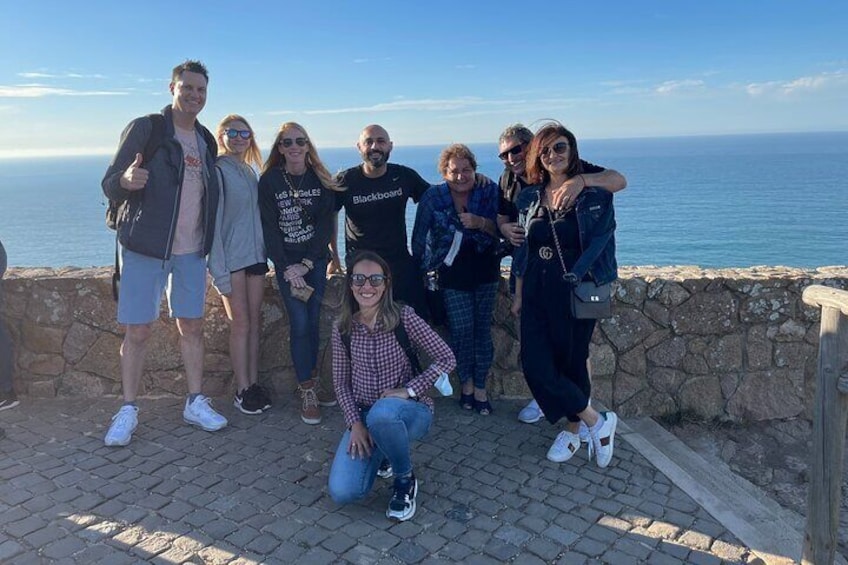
(498, 123, 533, 147)
(525, 121, 582, 185)
(337, 250, 401, 335)
(172, 60, 209, 83)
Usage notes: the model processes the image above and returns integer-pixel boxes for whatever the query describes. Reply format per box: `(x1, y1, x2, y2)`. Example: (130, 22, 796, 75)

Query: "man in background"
(100, 60, 225, 447)
(496, 123, 627, 424)
(335, 125, 431, 316)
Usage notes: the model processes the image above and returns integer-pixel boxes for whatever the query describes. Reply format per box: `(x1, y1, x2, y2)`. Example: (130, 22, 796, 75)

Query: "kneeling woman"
(328, 251, 455, 522)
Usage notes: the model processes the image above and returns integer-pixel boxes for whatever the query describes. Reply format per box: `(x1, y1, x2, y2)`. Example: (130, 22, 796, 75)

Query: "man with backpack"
(100, 60, 225, 447)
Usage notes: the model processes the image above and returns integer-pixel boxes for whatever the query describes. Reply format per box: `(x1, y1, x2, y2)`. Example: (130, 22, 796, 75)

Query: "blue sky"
(1, 0, 846, 158)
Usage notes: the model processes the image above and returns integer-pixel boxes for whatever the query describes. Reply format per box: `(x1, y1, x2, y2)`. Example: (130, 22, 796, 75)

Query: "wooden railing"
(801, 285, 848, 564)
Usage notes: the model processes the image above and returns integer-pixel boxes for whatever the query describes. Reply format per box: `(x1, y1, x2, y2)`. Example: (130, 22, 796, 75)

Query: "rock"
(600, 309, 658, 352)
(615, 278, 647, 306)
(646, 337, 686, 368)
(21, 319, 65, 354)
(677, 376, 724, 419)
(705, 334, 743, 371)
(746, 325, 772, 370)
(590, 343, 615, 377)
(619, 346, 646, 377)
(18, 349, 65, 376)
(63, 322, 99, 364)
(28, 379, 57, 397)
(740, 290, 793, 324)
(59, 371, 107, 396)
(773, 342, 815, 370)
(75, 333, 122, 380)
(647, 368, 686, 395)
(727, 369, 804, 421)
(670, 291, 736, 335)
(26, 286, 71, 327)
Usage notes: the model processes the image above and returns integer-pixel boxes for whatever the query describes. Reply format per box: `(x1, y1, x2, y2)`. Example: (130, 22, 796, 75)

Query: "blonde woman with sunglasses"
(209, 114, 270, 415)
(259, 122, 344, 425)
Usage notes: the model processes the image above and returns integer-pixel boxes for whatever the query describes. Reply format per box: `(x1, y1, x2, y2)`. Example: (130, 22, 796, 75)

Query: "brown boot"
(298, 379, 322, 425)
(310, 369, 337, 407)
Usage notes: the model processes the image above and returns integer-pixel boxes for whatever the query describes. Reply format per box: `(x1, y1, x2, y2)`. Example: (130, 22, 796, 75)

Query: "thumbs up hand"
(120, 152, 149, 191)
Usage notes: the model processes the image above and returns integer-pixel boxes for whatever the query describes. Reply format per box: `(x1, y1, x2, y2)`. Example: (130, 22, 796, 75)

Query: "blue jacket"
(411, 180, 500, 272)
(513, 185, 618, 285)
(102, 105, 220, 260)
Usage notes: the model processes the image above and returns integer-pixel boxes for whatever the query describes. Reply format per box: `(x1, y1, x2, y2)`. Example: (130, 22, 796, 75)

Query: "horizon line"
(2, 129, 846, 160)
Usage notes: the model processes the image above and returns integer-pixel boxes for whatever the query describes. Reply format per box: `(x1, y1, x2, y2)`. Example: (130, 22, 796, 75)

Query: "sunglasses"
(541, 142, 570, 157)
(280, 137, 308, 148)
(498, 144, 524, 161)
(350, 274, 387, 287)
(225, 129, 251, 140)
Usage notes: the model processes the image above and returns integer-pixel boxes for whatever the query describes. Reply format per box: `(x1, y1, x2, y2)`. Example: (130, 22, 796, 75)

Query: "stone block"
(773, 342, 815, 370)
(619, 345, 646, 377)
(28, 379, 56, 397)
(18, 349, 65, 376)
(63, 322, 99, 364)
(600, 309, 657, 352)
(681, 354, 709, 375)
(670, 291, 736, 335)
(646, 337, 686, 368)
(615, 278, 647, 307)
(740, 290, 793, 324)
(21, 320, 65, 354)
(647, 368, 686, 395)
(74, 333, 122, 380)
(727, 368, 804, 421)
(613, 372, 645, 406)
(26, 286, 71, 327)
(58, 371, 107, 397)
(643, 300, 670, 326)
(590, 343, 615, 377)
(746, 325, 772, 370)
(705, 334, 743, 371)
(677, 376, 724, 419)
(500, 370, 530, 398)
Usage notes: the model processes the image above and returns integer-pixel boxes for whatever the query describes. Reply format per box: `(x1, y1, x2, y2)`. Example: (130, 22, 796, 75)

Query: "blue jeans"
(275, 266, 327, 383)
(328, 398, 432, 504)
(443, 282, 498, 389)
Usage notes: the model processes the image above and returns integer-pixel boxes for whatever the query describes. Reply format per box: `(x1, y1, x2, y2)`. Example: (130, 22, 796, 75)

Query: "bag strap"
(545, 206, 571, 282)
(340, 313, 422, 375)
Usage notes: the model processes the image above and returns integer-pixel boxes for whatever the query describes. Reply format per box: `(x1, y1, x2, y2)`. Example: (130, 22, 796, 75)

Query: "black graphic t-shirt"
(335, 163, 430, 258)
(258, 167, 336, 268)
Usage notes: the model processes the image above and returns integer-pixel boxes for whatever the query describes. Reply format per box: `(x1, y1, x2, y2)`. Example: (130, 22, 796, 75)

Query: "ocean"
(1, 132, 846, 269)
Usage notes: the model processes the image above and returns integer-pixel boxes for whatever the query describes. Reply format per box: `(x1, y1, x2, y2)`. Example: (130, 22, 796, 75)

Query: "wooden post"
(801, 285, 848, 565)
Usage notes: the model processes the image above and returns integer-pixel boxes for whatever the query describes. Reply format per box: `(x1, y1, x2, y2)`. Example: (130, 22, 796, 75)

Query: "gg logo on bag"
(538, 246, 553, 260)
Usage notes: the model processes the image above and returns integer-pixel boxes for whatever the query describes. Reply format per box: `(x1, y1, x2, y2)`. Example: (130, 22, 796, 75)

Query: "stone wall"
(1, 266, 846, 422)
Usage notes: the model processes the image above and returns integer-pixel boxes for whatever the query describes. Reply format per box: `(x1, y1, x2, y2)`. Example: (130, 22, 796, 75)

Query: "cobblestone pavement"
(0, 396, 765, 564)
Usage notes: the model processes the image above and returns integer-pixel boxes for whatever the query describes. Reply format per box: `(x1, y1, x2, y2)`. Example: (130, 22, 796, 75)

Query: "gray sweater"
(208, 156, 267, 295)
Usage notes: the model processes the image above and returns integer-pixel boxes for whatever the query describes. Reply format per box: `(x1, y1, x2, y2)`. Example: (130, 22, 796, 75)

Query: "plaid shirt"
(332, 306, 456, 428)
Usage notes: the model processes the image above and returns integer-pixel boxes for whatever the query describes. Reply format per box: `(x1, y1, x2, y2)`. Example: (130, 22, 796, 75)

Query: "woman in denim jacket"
(512, 122, 620, 468)
(412, 144, 500, 415)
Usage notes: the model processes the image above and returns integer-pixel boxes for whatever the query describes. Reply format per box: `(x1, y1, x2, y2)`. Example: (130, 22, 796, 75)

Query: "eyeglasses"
(350, 274, 387, 287)
(540, 142, 570, 157)
(280, 137, 308, 148)
(498, 144, 524, 161)
(225, 129, 251, 140)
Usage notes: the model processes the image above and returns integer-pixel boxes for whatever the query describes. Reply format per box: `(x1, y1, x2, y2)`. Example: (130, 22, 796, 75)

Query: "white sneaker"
(518, 399, 544, 424)
(546, 430, 581, 463)
(183, 395, 228, 431)
(578, 421, 589, 443)
(591, 412, 618, 468)
(104, 405, 138, 447)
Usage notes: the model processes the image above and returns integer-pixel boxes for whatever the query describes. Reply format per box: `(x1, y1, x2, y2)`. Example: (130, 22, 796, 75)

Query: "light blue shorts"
(117, 248, 207, 325)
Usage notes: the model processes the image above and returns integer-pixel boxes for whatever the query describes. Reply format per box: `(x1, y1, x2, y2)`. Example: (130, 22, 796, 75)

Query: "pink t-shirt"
(172, 126, 205, 254)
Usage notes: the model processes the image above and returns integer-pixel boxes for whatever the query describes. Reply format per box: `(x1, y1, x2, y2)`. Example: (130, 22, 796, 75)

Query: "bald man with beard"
(335, 125, 431, 317)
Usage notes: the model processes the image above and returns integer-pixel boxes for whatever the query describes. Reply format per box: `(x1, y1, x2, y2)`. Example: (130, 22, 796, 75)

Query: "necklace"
(282, 168, 306, 197)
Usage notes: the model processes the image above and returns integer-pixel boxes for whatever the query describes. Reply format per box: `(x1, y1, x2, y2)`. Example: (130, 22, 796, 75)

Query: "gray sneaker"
(0, 389, 19, 412)
(183, 395, 228, 431)
(104, 405, 138, 447)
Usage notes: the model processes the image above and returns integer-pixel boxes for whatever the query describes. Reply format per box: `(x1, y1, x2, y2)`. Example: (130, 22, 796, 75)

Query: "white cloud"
(655, 79, 705, 94)
(18, 71, 105, 79)
(0, 85, 128, 98)
(745, 70, 848, 96)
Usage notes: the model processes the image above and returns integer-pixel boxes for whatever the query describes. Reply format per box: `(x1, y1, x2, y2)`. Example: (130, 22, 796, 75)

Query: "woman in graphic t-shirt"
(258, 122, 344, 426)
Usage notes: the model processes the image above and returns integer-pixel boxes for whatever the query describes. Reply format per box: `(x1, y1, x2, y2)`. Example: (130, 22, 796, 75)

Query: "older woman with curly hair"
(412, 144, 501, 415)
(258, 122, 344, 425)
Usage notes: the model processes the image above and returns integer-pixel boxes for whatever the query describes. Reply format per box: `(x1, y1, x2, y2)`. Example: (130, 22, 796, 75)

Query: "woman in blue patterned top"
(412, 144, 501, 415)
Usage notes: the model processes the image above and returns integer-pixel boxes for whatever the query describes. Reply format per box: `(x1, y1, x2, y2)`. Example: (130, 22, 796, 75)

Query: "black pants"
(0, 280, 12, 394)
(520, 267, 596, 425)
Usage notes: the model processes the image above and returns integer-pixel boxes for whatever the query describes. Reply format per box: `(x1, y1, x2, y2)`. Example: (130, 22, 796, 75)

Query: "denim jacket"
(513, 185, 617, 285)
(411, 180, 500, 273)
